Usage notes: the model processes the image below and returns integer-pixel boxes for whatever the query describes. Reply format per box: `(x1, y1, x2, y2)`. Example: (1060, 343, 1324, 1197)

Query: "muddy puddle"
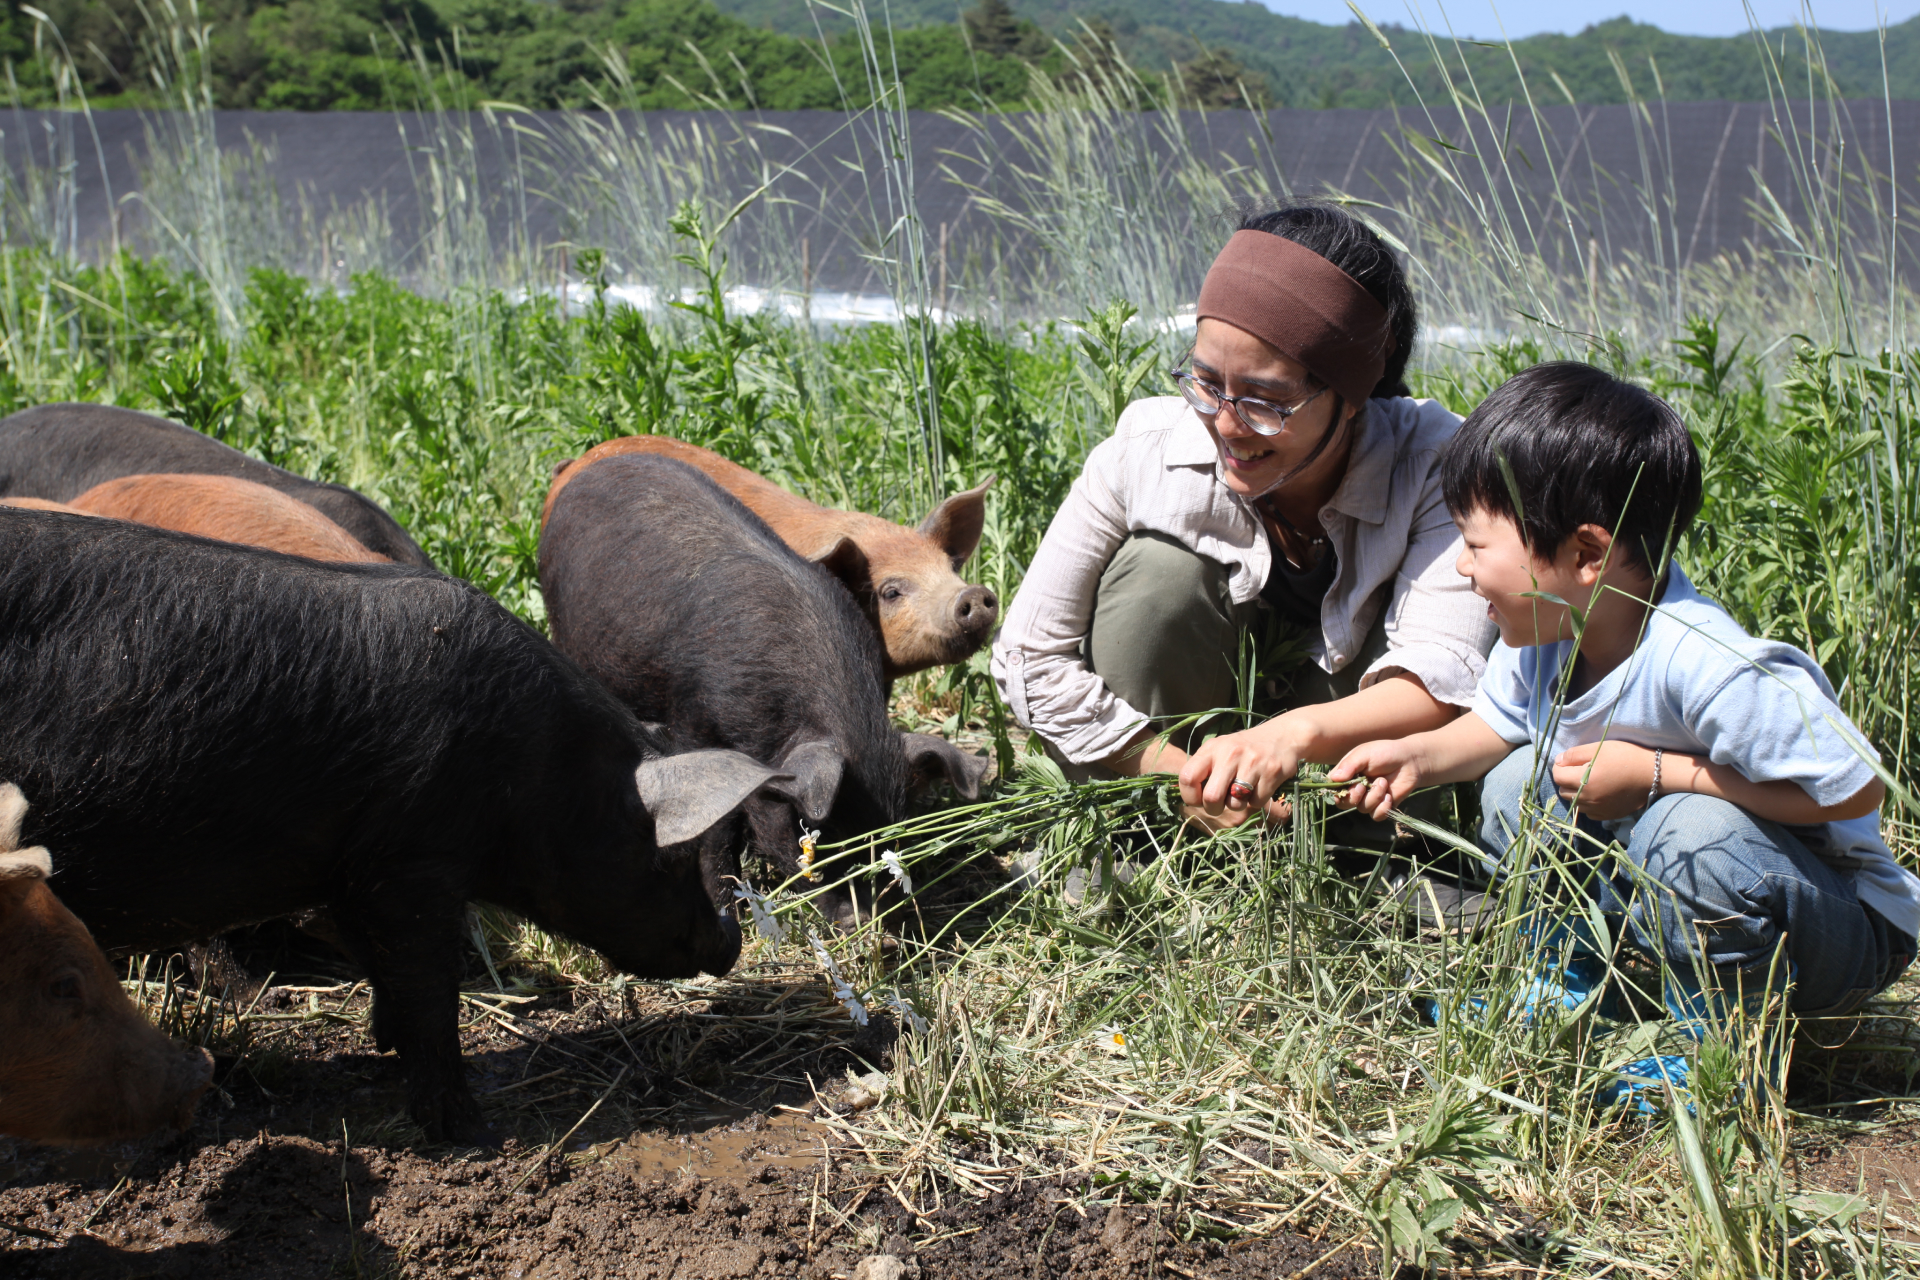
(594, 1108, 830, 1183)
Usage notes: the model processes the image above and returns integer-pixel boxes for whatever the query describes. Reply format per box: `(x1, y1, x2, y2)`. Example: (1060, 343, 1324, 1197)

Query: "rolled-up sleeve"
(990, 437, 1151, 765)
(1360, 477, 1497, 708)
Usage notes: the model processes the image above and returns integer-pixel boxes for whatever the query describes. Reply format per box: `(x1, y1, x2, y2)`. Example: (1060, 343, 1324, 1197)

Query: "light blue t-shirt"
(1471, 564, 1920, 940)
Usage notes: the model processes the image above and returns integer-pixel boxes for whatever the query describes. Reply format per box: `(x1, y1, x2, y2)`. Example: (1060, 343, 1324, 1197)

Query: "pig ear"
(635, 751, 796, 847)
(810, 536, 873, 602)
(0, 782, 27, 853)
(900, 732, 991, 801)
(762, 740, 845, 823)
(0, 847, 51, 881)
(918, 476, 994, 570)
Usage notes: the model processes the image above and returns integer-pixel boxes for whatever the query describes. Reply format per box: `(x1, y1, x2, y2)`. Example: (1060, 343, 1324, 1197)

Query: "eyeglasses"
(1171, 370, 1327, 437)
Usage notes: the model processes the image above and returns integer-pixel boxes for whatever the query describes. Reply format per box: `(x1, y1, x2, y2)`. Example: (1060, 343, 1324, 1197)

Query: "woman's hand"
(1551, 741, 1657, 821)
(1179, 721, 1303, 826)
(1327, 739, 1429, 821)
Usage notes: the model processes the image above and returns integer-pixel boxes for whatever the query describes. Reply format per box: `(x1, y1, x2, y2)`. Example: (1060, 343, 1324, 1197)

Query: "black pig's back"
(0, 505, 636, 951)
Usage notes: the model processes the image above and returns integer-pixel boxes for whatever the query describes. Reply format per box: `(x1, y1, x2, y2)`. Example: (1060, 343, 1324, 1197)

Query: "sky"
(1279, 0, 1920, 35)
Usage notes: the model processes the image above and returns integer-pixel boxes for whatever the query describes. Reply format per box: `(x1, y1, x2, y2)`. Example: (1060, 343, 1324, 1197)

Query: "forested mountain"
(6, 0, 1035, 110)
(723, 0, 1920, 105)
(7, 0, 1914, 112)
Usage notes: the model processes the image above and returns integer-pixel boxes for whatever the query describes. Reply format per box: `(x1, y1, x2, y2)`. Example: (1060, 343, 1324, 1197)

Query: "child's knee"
(1627, 791, 1770, 880)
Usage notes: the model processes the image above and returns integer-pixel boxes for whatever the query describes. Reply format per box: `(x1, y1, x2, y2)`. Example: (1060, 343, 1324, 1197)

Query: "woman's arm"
(1352, 405, 1498, 710)
(1550, 741, 1887, 824)
(990, 433, 1143, 765)
(1175, 672, 1462, 822)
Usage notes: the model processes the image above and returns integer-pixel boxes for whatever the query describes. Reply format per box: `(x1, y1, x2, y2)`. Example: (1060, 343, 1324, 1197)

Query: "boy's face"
(1454, 507, 1581, 647)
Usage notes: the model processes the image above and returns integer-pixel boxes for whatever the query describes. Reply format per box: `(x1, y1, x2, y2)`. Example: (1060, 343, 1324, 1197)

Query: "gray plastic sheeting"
(1, 101, 1912, 294)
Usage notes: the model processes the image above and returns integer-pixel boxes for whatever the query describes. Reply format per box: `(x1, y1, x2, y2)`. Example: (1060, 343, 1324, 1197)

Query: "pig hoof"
(430, 1116, 501, 1150)
(416, 1092, 500, 1149)
(455, 1122, 503, 1151)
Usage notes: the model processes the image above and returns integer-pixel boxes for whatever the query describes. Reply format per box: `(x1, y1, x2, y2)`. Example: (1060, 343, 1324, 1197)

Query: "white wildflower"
(884, 989, 929, 1035)
(809, 930, 868, 1026)
(880, 848, 913, 895)
(730, 876, 786, 947)
(1094, 1024, 1128, 1057)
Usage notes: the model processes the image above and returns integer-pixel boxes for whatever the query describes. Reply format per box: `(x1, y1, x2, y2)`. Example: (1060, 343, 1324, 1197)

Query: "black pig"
(0, 506, 798, 1145)
(0, 402, 433, 566)
(538, 455, 988, 925)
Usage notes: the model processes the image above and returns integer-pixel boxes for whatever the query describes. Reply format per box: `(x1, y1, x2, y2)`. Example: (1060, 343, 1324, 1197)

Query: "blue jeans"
(1480, 747, 1915, 1018)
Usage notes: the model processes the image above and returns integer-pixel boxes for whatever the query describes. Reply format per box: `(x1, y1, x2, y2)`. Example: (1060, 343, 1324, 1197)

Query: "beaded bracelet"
(1646, 747, 1664, 811)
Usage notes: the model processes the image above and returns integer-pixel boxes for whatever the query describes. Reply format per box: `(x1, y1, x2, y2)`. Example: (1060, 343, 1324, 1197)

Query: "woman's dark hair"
(1440, 361, 1703, 577)
(1238, 204, 1417, 399)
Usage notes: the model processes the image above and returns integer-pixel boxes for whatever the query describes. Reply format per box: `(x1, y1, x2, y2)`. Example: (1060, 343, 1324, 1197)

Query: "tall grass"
(2, 3, 1918, 1275)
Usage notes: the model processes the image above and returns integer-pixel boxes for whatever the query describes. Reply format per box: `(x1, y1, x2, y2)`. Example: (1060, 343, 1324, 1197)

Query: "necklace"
(1262, 498, 1327, 546)
(1259, 496, 1328, 569)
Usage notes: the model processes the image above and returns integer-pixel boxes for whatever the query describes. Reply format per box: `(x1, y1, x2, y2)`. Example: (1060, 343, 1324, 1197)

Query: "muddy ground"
(3, 925, 1915, 1279)
(0, 930, 1378, 1281)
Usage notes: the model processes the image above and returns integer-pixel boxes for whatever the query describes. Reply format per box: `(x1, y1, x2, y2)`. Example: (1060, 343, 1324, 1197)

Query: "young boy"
(1330, 362, 1919, 1082)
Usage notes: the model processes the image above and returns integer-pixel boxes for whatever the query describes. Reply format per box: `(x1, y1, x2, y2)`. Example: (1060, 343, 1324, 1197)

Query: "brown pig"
(0, 496, 87, 514)
(544, 436, 997, 679)
(70, 473, 390, 563)
(0, 783, 213, 1146)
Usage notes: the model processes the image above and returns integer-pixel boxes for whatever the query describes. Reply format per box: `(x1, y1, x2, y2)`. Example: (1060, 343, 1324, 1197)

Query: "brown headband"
(1194, 230, 1393, 407)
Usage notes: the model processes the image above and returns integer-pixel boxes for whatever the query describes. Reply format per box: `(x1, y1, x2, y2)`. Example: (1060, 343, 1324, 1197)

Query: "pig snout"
(953, 585, 998, 640)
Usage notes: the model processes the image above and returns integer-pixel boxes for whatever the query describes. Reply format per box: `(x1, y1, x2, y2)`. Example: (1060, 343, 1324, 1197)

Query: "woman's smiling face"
(1190, 318, 1352, 500)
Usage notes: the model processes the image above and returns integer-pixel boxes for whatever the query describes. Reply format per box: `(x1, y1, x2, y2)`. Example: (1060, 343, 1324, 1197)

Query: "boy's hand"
(1328, 740, 1427, 821)
(1552, 741, 1657, 820)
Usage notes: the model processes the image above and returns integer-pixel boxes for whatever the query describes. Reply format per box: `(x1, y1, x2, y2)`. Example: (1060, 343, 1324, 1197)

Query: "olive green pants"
(1081, 531, 1391, 752)
(1057, 531, 1427, 853)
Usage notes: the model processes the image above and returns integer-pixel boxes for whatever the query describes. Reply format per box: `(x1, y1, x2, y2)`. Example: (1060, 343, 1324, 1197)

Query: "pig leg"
(329, 886, 492, 1147)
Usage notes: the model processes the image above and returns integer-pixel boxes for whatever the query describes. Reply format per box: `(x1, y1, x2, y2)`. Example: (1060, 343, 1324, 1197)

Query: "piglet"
(0, 505, 799, 1145)
(540, 455, 989, 925)
(71, 473, 390, 563)
(0, 784, 213, 1146)
(544, 436, 998, 680)
(0, 402, 431, 566)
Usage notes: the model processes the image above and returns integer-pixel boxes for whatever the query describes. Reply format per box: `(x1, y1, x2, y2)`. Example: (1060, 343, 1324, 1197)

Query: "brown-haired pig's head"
(809, 477, 999, 680)
(0, 783, 214, 1146)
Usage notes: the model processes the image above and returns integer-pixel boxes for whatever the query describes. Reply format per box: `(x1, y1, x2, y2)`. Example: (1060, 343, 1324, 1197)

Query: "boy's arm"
(1329, 712, 1519, 821)
(1552, 741, 1886, 823)
(1176, 672, 1460, 825)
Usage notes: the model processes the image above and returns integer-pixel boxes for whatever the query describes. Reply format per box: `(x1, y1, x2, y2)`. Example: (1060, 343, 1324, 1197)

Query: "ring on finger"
(1228, 779, 1256, 803)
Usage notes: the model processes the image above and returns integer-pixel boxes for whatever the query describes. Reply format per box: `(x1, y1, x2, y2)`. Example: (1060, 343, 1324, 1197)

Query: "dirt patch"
(1798, 1119, 1920, 1202)
(0, 974, 1367, 1279)
(0, 1138, 1372, 1280)
(1784, 980, 1920, 1247)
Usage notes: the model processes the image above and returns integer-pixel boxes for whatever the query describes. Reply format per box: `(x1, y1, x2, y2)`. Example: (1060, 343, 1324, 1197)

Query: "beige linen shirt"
(991, 395, 1497, 765)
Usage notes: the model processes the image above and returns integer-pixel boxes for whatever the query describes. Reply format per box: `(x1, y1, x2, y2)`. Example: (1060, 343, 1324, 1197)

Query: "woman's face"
(1190, 318, 1356, 500)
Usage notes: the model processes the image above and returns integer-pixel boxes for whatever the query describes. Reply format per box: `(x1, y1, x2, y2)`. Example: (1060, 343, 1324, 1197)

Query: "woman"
(992, 204, 1496, 827)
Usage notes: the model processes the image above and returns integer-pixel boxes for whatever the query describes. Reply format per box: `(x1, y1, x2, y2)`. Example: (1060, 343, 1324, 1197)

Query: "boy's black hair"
(1440, 361, 1702, 577)
(1237, 204, 1417, 399)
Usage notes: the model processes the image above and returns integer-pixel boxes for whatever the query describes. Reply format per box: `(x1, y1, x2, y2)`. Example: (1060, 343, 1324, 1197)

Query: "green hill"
(714, 0, 1920, 106)
(9, 0, 1914, 112)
